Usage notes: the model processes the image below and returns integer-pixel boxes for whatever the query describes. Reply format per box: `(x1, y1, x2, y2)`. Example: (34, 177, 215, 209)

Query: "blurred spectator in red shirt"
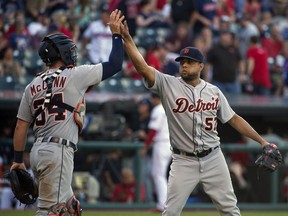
(124, 47, 146, 79)
(5, 11, 29, 40)
(154, 0, 167, 11)
(124, 61, 143, 80)
(146, 44, 167, 71)
(111, 167, 145, 203)
(262, 24, 284, 59)
(246, 35, 271, 95)
(215, 0, 236, 26)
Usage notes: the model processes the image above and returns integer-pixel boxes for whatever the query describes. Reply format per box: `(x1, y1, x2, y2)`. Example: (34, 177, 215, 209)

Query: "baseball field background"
(1, 210, 288, 216)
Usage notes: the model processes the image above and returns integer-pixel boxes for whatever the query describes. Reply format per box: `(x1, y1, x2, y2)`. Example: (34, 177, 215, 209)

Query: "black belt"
(173, 146, 219, 158)
(36, 137, 77, 152)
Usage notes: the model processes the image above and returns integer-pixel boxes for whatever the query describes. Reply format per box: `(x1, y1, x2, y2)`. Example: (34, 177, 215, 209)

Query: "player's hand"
(10, 162, 26, 171)
(120, 20, 131, 40)
(108, 9, 125, 35)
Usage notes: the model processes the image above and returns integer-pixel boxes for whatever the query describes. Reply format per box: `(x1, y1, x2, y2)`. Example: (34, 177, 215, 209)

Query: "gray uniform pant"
(163, 147, 241, 216)
(30, 139, 74, 215)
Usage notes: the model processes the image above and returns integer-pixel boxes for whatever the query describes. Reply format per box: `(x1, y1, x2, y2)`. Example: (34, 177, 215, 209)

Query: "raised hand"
(120, 20, 131, 40)
(108, 9, 125, 35)
(10, 162, 26, 171)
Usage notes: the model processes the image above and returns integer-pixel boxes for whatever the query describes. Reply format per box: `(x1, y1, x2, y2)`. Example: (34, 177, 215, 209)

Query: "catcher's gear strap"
(48, 203, 67, 216)
(51, 98, 85, 133)
(66, 195, 82, 216)
(34, 66, 67, 119)
(39, 67, 63, 109)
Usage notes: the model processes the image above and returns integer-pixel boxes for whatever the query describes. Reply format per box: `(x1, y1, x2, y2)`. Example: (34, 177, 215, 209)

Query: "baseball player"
(120, 20, 274, 216)
(9, 9, 124, 216)
(142, 93, 171, 212)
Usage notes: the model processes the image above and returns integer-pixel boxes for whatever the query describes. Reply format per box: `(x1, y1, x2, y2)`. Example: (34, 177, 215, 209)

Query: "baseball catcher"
(6, 169, 38, 205)
(255, 143, 283, 172)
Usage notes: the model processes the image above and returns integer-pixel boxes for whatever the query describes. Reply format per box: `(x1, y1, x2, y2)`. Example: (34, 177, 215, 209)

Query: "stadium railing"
(1, 139, 288, 211)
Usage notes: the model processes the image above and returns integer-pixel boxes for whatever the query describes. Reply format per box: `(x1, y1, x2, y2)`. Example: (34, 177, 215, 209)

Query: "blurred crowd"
(1, 0, 288, 209)
(0, 0, 288, 96)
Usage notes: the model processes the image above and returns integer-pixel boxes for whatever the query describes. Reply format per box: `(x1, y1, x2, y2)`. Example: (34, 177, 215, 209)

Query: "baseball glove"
(6, 169, 38, 205)
(255, 143, 283, 172)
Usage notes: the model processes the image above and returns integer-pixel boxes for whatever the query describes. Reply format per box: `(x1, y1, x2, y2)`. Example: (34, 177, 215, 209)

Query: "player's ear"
(199, 63, 204, 71)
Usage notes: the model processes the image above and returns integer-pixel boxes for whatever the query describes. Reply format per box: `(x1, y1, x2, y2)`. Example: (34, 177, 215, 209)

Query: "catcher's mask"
(38, 33, 77, 67)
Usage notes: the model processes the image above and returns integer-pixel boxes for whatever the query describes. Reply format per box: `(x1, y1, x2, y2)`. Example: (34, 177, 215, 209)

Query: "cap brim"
(175, 56, 203, 63)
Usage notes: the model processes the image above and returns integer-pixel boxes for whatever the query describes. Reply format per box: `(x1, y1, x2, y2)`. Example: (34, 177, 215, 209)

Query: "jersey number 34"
(33, 93, 66, 126)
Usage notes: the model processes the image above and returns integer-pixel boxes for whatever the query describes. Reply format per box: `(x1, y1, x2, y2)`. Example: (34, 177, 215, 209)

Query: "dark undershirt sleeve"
(101, 34, 124, 81)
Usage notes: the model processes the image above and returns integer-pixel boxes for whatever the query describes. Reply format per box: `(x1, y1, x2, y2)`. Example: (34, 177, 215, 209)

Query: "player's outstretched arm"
(102, 9, 125, 81)
(228, 114, 268, 147)
(121, 20, 155, 87)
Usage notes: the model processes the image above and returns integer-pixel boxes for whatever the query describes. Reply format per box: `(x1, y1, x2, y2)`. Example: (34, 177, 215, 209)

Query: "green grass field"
(1, 210, 288, 216)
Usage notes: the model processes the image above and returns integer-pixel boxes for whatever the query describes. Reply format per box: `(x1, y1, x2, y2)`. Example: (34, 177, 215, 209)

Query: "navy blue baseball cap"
(175, 47, 205, 63)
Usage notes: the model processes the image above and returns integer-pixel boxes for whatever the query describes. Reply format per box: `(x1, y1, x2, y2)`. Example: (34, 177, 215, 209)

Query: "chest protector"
(73, 97, 86, 132)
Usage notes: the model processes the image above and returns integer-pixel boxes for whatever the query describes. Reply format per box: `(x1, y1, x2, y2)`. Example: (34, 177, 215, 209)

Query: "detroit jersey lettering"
(173, 97, 219, 113)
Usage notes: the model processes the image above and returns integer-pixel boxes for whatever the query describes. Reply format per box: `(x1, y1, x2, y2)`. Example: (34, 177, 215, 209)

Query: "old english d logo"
(183, 48, 189, 54)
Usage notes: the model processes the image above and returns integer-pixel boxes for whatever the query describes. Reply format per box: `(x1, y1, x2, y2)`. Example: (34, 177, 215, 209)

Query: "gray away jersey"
(17, 64, 103, 144)
(146, 70, 235, 153)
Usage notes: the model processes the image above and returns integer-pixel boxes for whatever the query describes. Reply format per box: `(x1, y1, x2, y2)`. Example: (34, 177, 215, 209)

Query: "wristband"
(14, 151, 24, 163)
(112, 33, 122, 39)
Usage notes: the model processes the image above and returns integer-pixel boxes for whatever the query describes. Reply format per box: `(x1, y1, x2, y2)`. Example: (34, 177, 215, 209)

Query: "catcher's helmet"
(38, 33, 77, 67)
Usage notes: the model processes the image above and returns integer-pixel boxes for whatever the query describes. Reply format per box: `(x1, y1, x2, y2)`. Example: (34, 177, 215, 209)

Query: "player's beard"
(181, 72, 198, 82)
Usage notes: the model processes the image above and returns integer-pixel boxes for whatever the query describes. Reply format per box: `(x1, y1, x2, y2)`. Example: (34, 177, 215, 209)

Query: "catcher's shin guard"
(66, 195, 82, 216)
(48, 203, 67, 216)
